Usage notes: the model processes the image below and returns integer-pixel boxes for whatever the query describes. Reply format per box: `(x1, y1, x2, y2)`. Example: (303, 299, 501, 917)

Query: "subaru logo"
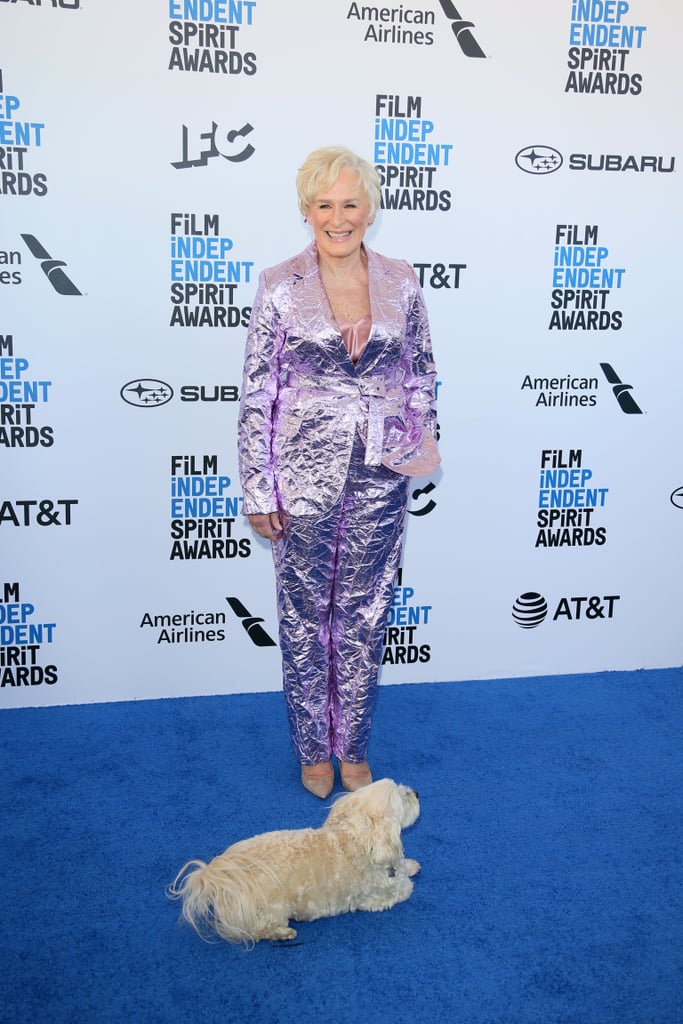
(120, 379, 174, 408)
(515, 146, 563, 175)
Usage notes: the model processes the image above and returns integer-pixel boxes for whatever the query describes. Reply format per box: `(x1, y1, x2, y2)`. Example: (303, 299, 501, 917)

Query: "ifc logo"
(512, 592, 548, 629)
(121, 379, 174, 408)
(515, 146, 563, 175)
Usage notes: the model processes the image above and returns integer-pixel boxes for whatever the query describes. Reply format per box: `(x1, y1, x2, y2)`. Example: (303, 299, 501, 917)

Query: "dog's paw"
(403, 858, 420, 877)
(265, 926, 297, 942)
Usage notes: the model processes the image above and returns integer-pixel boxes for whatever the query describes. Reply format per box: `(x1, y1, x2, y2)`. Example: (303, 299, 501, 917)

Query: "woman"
(238, 146, 439, 797)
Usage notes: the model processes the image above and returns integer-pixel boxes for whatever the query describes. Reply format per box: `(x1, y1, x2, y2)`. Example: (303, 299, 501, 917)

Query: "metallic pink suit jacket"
(238, 242, 438, 517)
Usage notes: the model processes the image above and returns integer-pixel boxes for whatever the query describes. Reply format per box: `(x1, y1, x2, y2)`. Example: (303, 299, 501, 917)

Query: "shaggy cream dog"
(168, 778, 420, 945)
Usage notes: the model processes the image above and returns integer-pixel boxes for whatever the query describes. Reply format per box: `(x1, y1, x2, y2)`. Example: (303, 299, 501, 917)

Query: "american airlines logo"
(437, 0, 486, 58)
(599, 363, 643, 414)
(20, 234, 81, 295)
(226, 597, 276, 647)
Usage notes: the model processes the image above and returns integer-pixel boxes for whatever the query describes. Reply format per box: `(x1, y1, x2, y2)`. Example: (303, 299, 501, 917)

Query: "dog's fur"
(168, 778, 420, 946)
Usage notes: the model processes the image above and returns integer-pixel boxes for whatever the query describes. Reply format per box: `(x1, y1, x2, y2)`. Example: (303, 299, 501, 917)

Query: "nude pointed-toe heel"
(301, 762, 335, 799)
(339, 761, 373, 792)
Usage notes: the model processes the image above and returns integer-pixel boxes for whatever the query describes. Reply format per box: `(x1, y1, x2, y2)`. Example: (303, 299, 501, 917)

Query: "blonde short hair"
(296, 146, 381, 219)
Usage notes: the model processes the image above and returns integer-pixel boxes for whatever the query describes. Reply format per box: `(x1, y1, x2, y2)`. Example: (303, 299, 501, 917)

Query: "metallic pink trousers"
(272, 437, 408, 765)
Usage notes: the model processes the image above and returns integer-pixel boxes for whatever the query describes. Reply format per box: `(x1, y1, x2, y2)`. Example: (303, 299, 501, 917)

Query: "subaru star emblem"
(670, 487, 683, 510)
(515, 146, 563, 175)
(120, 379, 174, 407)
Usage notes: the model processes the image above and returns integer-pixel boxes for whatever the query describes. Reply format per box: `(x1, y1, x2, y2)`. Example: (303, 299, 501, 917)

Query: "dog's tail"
(167, 856, 273, 947)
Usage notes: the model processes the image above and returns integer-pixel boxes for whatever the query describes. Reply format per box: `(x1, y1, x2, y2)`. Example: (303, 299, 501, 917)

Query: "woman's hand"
(248, 512, 286, 542)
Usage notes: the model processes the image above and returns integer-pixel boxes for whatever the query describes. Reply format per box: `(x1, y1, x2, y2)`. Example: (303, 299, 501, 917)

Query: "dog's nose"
(413, 789, 419, 799)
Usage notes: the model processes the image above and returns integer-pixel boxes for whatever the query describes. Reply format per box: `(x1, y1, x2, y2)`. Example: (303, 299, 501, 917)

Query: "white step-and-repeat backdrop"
(2, 0, 681, 706)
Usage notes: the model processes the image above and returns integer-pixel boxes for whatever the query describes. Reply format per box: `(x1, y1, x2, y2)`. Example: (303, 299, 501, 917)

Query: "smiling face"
(305, 167, 374, 264)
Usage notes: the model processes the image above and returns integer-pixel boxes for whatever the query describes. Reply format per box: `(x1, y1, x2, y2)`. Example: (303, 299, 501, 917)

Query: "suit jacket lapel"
(359, 247, 404, 370)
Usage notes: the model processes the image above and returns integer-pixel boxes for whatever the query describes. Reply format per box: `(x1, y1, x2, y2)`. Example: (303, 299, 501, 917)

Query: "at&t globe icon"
(512, 592, 548, 629)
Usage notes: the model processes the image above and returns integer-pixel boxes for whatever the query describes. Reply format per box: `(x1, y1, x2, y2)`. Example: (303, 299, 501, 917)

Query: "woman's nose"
(329, 204, 345, 226)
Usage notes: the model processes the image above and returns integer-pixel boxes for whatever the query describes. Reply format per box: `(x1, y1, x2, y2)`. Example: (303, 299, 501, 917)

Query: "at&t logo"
(513, 591, 620, 628)
(512, 592, 548, 629)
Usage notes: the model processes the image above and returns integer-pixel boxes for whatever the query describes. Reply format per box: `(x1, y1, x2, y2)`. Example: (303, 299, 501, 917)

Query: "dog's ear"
(331, 780, 405, 866)
(366, 814, 403, 866)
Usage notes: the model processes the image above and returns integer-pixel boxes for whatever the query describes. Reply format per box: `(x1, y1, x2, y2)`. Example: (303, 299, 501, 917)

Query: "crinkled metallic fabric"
(237, 242, 438, 518)
(237, 242, 438, 764)
(273, 435, 407, 764)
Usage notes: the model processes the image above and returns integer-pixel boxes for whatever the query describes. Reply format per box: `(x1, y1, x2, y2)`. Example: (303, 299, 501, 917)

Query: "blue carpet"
(1, 668, 681, 1024)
